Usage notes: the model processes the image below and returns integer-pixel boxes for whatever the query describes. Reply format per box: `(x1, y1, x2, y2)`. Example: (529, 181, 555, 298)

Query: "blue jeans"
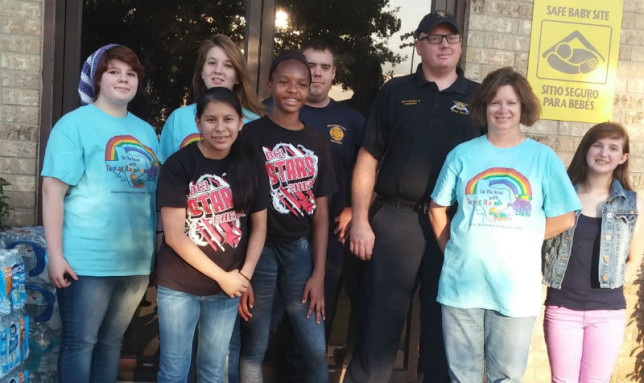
(225, 316, 241, 383)
(265, 231, 347, 382)
(239, 237, 328, 383)
(56, 274, 149, 383)
(441, 305, 536, 383)
(186, 315, 240, 383)
(157, 285, 239, 383)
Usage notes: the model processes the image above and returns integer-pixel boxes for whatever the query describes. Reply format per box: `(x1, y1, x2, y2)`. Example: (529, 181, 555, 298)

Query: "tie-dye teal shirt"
(431, 135, 581, 317)
(158, 103, 259, 163)
(41, 104, 160, 276)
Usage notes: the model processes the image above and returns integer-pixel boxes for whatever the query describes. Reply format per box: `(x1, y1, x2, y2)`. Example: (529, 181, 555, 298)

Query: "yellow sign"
(527, 0, 622, 123)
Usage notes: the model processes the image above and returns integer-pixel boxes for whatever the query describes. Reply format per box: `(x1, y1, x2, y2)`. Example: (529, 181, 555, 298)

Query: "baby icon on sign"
(542, 30, 604, 75)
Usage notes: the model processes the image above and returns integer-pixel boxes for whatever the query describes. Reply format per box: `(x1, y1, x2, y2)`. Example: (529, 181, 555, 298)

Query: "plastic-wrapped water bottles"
(0, 227, 45, 250)
(9, 255, 26, 312)
(0, 264, 11, 317)
(0, 309, 28, 378)
(4, 244, 47, 285)
(25, 315, 56, 381)
(0, 228, 47, 381)
(6, 310, 28, 375)
(0, 369, 28, 383)
(0, 314, 8, 376)
(0, 250, 27, 317)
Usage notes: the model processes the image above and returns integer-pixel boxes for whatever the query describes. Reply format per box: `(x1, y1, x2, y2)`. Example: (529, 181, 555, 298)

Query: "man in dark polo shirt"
(345, 11, 481, 383)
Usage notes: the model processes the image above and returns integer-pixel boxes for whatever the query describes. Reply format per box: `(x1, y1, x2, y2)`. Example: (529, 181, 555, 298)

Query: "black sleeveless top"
(545, 214, 625, 310)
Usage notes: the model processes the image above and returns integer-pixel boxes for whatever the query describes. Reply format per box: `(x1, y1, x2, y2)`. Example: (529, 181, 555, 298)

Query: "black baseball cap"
(415, 11, 460, 38)
(269, 50, 311, 81)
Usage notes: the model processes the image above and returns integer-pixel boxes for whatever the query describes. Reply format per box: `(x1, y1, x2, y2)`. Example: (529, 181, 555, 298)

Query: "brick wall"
(463, 0, 644, 381)
(0, 0, 42, 227)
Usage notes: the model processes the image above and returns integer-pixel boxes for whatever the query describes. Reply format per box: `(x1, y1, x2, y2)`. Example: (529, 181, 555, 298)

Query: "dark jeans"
(323, 231, 347, 338)
(345, 200, 448, 383)
(419, 242, 449, 383)
(271, 231, 354, 382)
(240, 237, 328, 383)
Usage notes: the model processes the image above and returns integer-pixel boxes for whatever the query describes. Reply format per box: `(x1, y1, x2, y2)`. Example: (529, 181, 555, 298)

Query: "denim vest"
(542, 180, 638, 289)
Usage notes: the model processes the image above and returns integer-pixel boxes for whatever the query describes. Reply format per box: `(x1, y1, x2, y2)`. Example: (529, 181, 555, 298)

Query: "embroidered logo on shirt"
(465, 167, 533, 225)
(328, 125, 345, 144)
(450, 101, 470, 115)
(104, 135, 159, 189)
(262, 143, 318, 217)
(401, 99, 420, 106)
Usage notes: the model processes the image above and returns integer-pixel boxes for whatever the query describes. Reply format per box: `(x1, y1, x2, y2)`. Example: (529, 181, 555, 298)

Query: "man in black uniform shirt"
(346, 11, 481, 383)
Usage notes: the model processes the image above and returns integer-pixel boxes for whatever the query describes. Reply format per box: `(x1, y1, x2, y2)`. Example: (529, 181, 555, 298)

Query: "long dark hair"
(195, 87, 258, 211)
(567, 122, 631, 190)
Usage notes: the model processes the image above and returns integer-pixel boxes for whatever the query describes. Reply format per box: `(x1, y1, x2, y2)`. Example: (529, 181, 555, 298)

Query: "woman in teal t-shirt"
(429, 67, 581, 383)
(41, 45, 159, 383)
(158, 34, 265, 163)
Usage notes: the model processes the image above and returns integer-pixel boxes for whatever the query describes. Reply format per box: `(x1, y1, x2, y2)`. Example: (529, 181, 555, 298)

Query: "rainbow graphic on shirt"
(180, 133, 202, 149)
(105, 135, 159, 189)
(465, 167, 532, 221)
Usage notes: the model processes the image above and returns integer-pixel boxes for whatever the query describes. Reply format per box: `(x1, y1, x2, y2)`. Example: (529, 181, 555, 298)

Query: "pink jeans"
(544, 305, 625, 383)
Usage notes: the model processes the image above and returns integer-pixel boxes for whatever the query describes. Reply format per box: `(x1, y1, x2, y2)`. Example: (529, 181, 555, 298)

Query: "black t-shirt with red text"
(156, 142, 269, 296)
(241, 116, 337, 245)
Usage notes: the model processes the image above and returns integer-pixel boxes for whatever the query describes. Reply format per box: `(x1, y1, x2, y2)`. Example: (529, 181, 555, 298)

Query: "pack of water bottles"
(0, 246, 29, 382)
(0, 309, 29, 376)
(0, 227, 58, 383)
(0, 369, 28, 383)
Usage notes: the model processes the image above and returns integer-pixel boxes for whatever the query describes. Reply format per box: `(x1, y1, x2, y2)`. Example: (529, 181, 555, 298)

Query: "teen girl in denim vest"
(542, 122, 644, 383)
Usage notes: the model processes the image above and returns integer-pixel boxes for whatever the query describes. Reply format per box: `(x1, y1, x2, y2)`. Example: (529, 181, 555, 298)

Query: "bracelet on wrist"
(239, 271, 251, 282)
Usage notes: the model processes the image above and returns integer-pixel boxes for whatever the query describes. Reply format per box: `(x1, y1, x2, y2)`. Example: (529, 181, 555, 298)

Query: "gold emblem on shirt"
(401, 99, 420, 106)
(450, 101, 470, 115)
(329, 125, 345, 144)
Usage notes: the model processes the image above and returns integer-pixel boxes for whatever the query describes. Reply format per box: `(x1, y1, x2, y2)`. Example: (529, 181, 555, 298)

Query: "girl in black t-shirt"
(239, 51, 336, 383)
(156, 87, 268, 383)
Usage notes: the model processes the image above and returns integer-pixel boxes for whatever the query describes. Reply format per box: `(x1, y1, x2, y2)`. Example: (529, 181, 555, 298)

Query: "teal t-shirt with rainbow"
(158, 103, 259, 163)
(431, 135, 581, 317)
(41, 104, 160, 276)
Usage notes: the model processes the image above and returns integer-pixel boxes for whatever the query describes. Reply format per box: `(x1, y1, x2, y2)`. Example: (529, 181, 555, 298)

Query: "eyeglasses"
(418, 34, 462, 44)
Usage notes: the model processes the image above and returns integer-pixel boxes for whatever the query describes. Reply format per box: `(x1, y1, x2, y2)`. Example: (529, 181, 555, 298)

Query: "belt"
(379, 195, 430, 214)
